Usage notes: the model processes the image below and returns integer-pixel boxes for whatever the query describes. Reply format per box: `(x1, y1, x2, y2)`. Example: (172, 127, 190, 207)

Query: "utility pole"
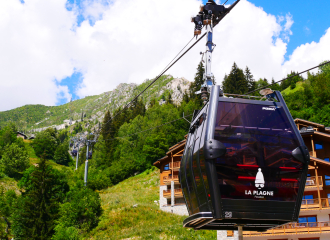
(76, 138, 80, 171)
(84, 133, 97, 186)
(84, 140, 89, 186)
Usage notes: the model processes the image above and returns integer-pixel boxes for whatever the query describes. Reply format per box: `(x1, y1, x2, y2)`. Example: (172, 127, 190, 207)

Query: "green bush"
(52, 224, 80, 240)
(0, 143, 29, 177)
(57, 183, 102, 232)
(33, 129, 58, 159)
(54, 142, 71, 166)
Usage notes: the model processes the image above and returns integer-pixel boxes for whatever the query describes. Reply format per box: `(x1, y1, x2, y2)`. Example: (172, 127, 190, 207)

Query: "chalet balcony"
(163, 188, 183, 198)
(300, 198, 330, 210)
(243, 221, 330, 237)
(163, 175, 179, 185)
(305, 176, 323, 191)
(170, 162, 180, 170)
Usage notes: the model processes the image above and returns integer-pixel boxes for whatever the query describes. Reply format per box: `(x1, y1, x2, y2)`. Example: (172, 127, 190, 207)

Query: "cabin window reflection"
(186, 146, 199, 213)
(180, 150, 191, 213)
(214, 102, 302, 201)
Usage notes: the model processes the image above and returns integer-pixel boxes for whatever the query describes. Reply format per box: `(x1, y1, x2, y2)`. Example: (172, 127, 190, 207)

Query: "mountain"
(0, 76, 191, 133)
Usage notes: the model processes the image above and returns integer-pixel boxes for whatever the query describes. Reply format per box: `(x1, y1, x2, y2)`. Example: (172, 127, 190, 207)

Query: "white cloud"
(0, 0, 329, 111)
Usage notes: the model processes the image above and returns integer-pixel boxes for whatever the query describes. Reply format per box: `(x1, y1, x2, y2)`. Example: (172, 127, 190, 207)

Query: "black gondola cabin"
(180, 86, 310, 231)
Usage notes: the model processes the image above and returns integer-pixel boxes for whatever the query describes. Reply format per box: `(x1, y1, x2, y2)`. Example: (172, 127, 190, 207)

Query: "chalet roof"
(153, 139, 186, 168)
(295, 118, 325, 128)
(166, 140, 186, 155)
(17, 131, 28, 139)
(300, 129, 330, 139)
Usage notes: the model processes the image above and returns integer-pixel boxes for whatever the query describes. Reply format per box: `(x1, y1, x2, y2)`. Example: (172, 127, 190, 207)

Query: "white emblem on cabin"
(255, 168, 265, 189)
(262, 106, 276, 111)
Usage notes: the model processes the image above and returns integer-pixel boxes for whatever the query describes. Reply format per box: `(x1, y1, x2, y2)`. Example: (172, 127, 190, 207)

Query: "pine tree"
(222, 62, 248, 94)
(12, 155, 69, 239)
(100, 110, 114, 165)
(244, 67, 256, 92)
(190, 61, 205, 97)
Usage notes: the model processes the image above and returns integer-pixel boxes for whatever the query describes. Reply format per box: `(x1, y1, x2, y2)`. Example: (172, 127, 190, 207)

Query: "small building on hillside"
(17, 131, 27, 140)
(153, 138, 188, 216)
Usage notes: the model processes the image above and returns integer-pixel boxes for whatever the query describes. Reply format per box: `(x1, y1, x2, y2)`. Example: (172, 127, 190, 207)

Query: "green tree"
(0, 188, 17, 238)
(222, 62, 248, 94)
(244, 66, 256, 92)
(0, 143, 29, 177)
(190, 61, 205, 99)
(54, 183, 102, 233)
(12, 156, 69, 239)
(54, 142, 71, 166)
(33, 129, 59, 159)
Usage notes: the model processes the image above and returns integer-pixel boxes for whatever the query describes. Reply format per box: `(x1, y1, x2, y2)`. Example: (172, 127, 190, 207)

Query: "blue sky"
(217, 0, 330, 61)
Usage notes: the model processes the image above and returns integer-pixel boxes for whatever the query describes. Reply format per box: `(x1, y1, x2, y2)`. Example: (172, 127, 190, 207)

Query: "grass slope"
(281, 81, 304, 95)
(88, 168, 216, 240)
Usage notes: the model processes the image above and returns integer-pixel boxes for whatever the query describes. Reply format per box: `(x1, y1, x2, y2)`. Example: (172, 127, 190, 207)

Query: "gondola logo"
(244, 168, 274, 197)
(262, 106, 276, 111)
(255, 168, 265, 189)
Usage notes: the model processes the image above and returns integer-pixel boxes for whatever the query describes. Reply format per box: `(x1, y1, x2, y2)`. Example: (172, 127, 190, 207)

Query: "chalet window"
(325, 175, 330, 186)
(315, 142, 323, 150)
(302, 195, 314, 204)
(298, 215, 317, 227)
(325, 158, 330, 162)
(164, 164, 169, 170)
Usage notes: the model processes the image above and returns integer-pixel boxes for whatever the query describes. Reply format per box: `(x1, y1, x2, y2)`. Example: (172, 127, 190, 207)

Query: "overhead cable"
(245, 61, 330, 95)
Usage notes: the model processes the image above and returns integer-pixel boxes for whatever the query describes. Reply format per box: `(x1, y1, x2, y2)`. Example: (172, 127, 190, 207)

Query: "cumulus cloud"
(0, 0, 329, 111)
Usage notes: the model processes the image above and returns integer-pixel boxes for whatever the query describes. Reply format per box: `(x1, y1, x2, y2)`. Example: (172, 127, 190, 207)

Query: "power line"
(99, 114, 193, 142)
(245, 61, 330, 95)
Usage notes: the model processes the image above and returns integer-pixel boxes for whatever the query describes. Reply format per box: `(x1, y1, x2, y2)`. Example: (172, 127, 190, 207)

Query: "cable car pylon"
(179, 0, 310, 238)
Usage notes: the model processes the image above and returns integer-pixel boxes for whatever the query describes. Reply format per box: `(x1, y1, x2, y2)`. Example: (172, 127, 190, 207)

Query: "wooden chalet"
(16, 131, 28, 140)
(153, 137, 188, 215)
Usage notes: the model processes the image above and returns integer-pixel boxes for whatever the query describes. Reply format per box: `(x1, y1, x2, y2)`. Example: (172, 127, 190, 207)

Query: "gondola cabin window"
(214, 102, 303, 201)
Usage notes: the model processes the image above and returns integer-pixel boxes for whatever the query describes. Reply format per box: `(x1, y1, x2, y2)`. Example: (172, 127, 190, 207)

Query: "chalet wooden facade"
(153, 138, 188, 215)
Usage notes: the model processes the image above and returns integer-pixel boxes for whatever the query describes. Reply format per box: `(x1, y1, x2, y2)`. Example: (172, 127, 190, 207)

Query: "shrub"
(0, 143, 29, 177)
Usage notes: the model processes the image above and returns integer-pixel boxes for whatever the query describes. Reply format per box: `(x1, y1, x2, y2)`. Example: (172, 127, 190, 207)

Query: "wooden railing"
(301, 198, 330, 210)
(163, 188, 183, 198)
(163, 175, 179, 184)
(305, 176, 323, 188)
(163, 189, 171, 197)
(170, 162, 180, 169)
(244, 221, 330, 237)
